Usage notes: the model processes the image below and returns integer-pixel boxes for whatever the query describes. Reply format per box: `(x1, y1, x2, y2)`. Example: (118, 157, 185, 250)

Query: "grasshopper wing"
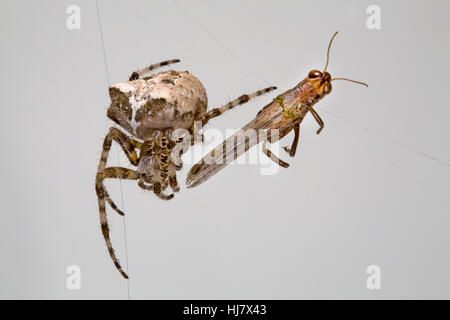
(186, 99, 292, 188)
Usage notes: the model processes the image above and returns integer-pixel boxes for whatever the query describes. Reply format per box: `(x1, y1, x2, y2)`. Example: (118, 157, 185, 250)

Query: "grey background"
(0, 0, 449, 299)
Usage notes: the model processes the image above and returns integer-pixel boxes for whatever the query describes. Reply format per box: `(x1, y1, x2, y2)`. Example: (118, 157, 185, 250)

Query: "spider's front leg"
(95, 167, 140, 279)
(98, 127, 142, 215)
(202, 87, 277, 124)
(99, 127, 141, 170)
(129, 58, 180, 81)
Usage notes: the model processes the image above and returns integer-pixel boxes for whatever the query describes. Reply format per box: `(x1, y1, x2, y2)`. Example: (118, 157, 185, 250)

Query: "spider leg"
(159, 148, 177, 197)
(152, 182, 174, 200)
(170, 134, 190, 170)
(95, 167, 140, 279)
(139, 177, 174, 200)
(99, 127, 141, 171)
(138, 177, 177, 198)
(203, 86, 277, 124)
(129, 58, 181, 81)
(186, 121, 205, 147)
(262, 141, 290, 168)
(283, 123, 300, 157)
(191, 133, 204, 146)
(98, 127, 141, 215)
(171, 148, 183, 170)
(138, 148, 175, 200)
(168, 163, 180, 192)
(138, 178, 153, 190)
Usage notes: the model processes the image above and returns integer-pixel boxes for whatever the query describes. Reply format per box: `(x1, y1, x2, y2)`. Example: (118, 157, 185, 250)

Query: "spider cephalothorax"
(95, 59, 276, 278)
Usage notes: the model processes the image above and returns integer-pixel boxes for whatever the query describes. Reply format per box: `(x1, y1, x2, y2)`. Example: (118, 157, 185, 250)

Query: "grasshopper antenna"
(323, 31, 338, 72)
(324, 31, 369, 87)
(332, 77, 368, 87)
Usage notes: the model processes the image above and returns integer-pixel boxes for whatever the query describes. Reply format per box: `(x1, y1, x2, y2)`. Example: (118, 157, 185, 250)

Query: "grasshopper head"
(308, 69, 333, 96)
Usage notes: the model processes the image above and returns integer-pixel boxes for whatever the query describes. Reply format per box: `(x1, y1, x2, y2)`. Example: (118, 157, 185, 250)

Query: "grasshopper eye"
(324, 83, 332, 94)
(308, 70, 322, 79)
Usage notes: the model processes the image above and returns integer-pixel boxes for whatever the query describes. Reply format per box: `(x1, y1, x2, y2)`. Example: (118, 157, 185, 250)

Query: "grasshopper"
(186, 32, 368, 188)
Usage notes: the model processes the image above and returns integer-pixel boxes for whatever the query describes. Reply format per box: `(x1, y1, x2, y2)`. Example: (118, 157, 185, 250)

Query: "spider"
(95, 59, 276, 278)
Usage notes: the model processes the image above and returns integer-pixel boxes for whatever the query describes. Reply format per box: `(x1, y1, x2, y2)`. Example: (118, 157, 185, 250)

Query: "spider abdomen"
(108, 70, 207, 140)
